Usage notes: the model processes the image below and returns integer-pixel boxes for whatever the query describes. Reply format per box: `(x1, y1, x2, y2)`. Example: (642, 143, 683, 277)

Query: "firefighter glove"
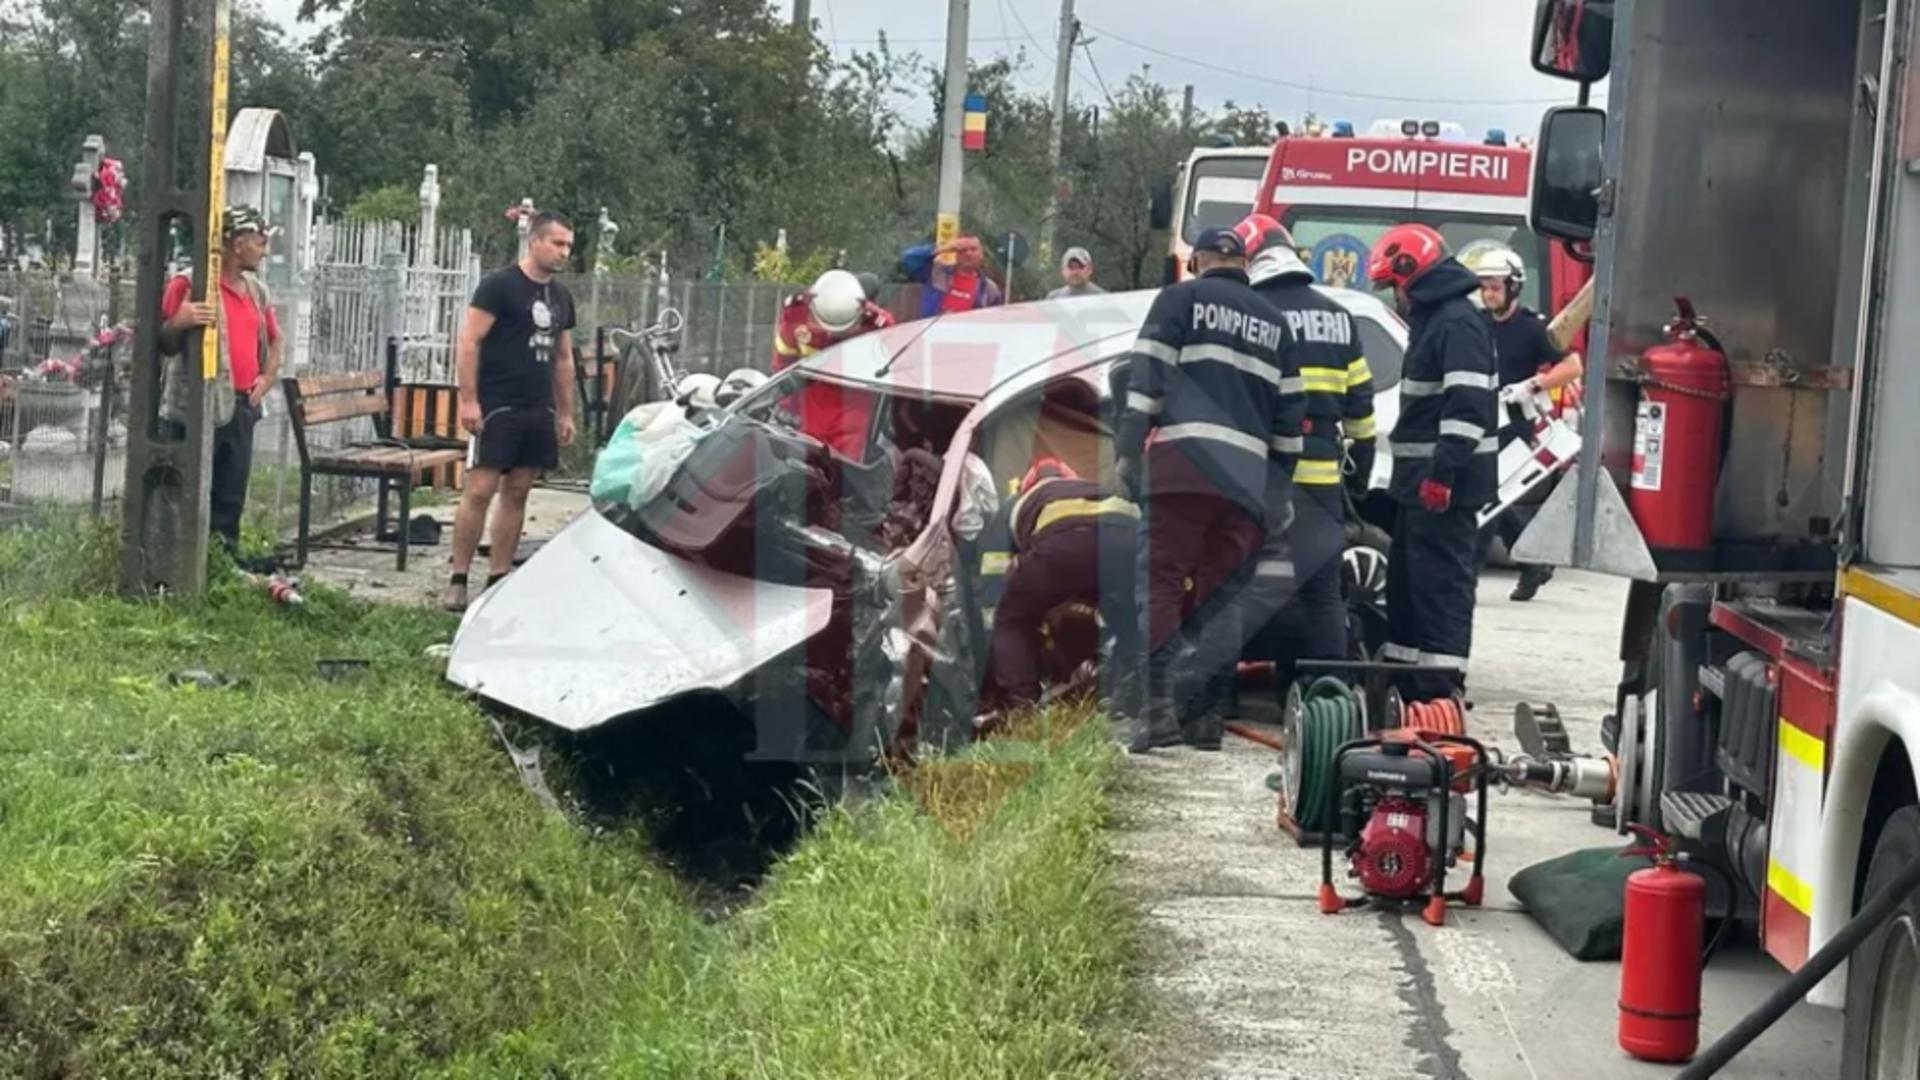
(1418, 478, 1453, 513)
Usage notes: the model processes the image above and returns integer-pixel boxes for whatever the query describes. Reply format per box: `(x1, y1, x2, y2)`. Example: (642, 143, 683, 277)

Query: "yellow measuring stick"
(200, 0, 231, 381)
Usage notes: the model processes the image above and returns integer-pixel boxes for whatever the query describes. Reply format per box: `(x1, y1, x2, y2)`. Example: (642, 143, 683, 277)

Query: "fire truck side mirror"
(1148, 176, 1173, 232)
(1531, 106, 1607, 245)
(1531, 0, 1614, 83)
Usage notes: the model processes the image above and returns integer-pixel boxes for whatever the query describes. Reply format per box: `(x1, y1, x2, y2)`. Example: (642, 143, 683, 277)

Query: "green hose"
(1291, 678, 1364, 835)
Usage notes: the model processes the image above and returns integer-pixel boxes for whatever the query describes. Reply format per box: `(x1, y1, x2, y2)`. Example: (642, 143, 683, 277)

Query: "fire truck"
(1519, 0, 1920, 1071)
(1152, 121, 1587, 319)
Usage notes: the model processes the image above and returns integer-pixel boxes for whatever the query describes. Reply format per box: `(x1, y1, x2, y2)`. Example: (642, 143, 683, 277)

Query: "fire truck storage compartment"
(1583, 0, 1867, 571)
(1715, 652, 1777, 799)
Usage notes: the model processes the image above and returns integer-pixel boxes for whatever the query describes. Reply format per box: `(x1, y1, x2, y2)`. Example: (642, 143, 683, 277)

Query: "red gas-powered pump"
(1629, 298, 1731, 551)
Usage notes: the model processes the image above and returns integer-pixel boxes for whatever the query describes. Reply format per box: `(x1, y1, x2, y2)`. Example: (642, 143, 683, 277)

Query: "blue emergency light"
(1486, 128, 1509, 146)
(1332, 120, 1355, 138)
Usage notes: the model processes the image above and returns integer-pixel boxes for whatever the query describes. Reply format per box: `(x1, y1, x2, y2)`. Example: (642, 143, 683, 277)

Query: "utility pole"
(935, 0, 970, 248)
(1181, 84, 1195, 139)
(792, 0, 810, 29)
(1041, 0, 1076, 264)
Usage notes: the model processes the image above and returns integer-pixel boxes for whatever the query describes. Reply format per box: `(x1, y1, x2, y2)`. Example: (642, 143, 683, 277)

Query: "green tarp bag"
(1508, 845, 1653, 961)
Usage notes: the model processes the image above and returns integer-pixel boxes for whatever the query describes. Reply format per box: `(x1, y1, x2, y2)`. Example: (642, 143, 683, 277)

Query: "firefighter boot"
(1510, 565, 1555, 602)
(1183, 671, 1230, 751)
(1129, 644, 1186, 753)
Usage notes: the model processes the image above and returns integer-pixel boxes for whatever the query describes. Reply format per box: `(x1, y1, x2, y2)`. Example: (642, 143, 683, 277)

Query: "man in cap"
(156, 204, 282, 555)
(1114, 226, 1305, 750)
(1048, 247, 1106, 299)
(901, 235, 1005, 318)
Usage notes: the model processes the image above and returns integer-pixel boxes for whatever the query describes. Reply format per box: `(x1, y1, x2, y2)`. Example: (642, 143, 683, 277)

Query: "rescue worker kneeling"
(984, 458, 1143, 714)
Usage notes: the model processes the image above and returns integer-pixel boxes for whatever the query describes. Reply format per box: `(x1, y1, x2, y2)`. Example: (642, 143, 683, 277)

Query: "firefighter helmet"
(675, 372, 721, 412)
(1235, 212, 1314, 285)
(1020, 456, 1077, 494)
(1366, 224, 1448, 289)
(715, 367, 769, 407)
(808, 269, 867, 333)
(1458, 240, 1526, 286)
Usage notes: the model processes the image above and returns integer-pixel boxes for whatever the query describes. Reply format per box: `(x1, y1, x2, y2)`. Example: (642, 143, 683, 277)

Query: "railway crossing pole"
(121, 0, 229, 597)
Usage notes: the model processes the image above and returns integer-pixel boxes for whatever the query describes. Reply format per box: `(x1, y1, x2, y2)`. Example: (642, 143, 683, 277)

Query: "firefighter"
(1160, 214, 1376, 733)
(1115, 226, 1306, 751)
(984, 458, 1142, 712)
(1459, 240, 1584, 601)
(771, 268, 895, 457)
(1367, 224, 1498, 690)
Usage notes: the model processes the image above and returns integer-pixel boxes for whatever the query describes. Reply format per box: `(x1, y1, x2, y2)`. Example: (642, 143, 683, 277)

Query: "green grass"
(0, 520, 1138, 1079)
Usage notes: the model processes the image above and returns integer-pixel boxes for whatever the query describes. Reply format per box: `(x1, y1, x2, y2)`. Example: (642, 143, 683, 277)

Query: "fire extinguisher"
(1628, 298, 1730, 551)
(1619, 825, 1706, 1064)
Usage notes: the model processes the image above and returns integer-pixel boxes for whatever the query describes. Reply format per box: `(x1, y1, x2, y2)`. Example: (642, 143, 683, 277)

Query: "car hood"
(447, 510, 835, 732)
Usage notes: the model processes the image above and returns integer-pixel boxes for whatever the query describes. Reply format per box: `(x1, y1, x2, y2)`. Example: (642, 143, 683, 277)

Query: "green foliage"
(345, 184, 422, 225)
(0, 522, 1139, 1078)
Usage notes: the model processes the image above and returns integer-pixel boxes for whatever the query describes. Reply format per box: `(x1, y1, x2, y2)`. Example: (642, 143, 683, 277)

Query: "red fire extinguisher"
(1618, 826, 1706, 1064)
(1629, 298, 1730, 551)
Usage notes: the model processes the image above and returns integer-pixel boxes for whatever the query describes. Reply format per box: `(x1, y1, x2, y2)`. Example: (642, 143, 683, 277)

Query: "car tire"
(1842, 804, 1920, 1080)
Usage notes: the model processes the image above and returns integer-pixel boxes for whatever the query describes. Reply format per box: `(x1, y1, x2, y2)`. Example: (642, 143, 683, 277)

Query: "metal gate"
(308, 218, 478, 383)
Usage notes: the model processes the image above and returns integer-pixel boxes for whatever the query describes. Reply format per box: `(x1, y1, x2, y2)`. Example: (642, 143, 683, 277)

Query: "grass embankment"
(0, 520, 1136, 1078)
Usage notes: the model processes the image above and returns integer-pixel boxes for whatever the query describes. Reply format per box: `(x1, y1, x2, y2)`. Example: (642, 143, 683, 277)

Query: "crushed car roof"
(792, 286, 1399, 403)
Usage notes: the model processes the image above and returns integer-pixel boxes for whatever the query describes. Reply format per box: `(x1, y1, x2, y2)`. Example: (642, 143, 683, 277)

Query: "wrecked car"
(447, 286, 1408, 766)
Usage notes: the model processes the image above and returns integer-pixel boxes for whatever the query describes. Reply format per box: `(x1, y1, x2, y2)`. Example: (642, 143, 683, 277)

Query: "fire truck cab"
(1154, 122, 1587, 320)
(1522, 0, 1920, 1072)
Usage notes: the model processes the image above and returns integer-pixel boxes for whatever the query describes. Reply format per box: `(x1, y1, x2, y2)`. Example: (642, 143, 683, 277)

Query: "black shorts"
(474, 405, 559, 472)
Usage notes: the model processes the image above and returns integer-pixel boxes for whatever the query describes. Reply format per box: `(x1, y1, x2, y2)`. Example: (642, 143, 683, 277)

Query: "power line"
(1078, 39, 1115, 106)
(1081, 21, 1577, 108)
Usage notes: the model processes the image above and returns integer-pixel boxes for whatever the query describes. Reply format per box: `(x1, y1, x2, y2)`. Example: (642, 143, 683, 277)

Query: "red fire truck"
(1155, 121, 1588, 319)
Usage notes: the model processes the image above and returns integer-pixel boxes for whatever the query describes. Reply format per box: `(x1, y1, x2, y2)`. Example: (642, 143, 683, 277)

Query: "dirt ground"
(295, 484, 591, 606)
(1120, 567, 1844, 1080)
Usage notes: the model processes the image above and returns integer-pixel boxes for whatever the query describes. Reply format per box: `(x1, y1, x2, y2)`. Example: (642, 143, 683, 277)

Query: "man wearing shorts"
(443, 210, 577, 612)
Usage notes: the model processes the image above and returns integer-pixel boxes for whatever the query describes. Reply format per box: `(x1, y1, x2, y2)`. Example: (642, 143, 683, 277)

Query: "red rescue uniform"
(772, 292, 895, 459)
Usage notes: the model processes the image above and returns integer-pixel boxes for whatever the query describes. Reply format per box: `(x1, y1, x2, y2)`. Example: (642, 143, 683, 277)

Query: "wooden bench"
(283, 371, 466, 570)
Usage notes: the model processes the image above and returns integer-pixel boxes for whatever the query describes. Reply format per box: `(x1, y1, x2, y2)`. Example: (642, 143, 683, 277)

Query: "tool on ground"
(1497, 700, 1618, 803)
(1619, 825, 1706, 1064)
(1318, 725, 1490, 926)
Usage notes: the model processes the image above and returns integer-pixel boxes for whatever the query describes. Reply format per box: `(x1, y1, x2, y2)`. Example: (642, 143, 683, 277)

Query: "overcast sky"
(256, 0, 1595, 138)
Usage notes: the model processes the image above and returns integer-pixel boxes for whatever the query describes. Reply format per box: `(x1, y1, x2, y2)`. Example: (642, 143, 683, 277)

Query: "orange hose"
(1225, 721, 1285, 751)
(1404, 697, 1465, 737)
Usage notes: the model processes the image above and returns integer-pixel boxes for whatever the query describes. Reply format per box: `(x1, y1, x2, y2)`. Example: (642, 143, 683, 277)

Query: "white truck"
(1520, 1, 1920, 1072)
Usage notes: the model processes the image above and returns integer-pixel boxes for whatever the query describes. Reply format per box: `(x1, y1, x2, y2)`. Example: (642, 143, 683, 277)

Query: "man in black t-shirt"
(443, 210, 578, 612)
(1459, 241, 1583, 601)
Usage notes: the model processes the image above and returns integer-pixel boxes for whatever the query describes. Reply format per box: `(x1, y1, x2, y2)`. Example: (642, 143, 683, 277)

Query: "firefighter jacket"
(1114, 267, 1307, 525)
(1008, 477, 1139, 552)
(1248, 265, 1375, 490)
(1387, 258, 1498, 509)
(771, 292, 895, 370)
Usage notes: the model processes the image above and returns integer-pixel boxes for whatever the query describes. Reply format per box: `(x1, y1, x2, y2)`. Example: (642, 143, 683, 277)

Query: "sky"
(254, 0, 1597, 139)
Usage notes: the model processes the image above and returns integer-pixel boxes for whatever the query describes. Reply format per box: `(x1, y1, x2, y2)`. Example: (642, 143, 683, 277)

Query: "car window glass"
(1355, 315, 1402, 390)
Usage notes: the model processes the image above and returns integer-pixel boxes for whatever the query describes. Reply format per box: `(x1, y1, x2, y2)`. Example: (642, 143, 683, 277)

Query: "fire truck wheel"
(1843, 805, 1920, 1080)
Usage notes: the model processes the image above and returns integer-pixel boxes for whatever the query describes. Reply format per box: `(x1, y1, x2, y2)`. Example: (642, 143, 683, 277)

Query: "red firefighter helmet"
(1019, 456, 1076, 494)
(1233, 213, 1294, 258)
(1366, 224, 1448, 289)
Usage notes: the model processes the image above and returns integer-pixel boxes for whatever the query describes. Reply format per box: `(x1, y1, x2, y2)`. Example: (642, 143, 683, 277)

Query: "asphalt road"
(1121, 567, 1845, 1080)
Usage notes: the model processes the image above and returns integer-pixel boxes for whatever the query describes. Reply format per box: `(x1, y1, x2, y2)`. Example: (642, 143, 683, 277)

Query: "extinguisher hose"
(1691, 857, 1738, 969)
(1675, 843, 1920, 1078)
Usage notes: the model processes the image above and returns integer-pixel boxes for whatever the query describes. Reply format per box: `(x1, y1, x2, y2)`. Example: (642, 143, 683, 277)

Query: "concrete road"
(1121, 567, 1844, 1080)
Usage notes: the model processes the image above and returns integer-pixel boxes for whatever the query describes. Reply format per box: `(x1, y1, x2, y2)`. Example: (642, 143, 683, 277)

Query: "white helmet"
(675, 372, 721, 412)
(715, 367, 769, 407)
(1458, 239, 1526, 286)
(807, 269, 867, 333)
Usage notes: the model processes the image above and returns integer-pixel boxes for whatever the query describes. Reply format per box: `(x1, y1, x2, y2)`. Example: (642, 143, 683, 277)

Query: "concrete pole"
(514, 197, 535, 263)
(1181, 84, 1195, 138)
(792, 0, 810, 28)
(1041, 0, 1075, 265)
(934, 0, 970, 248)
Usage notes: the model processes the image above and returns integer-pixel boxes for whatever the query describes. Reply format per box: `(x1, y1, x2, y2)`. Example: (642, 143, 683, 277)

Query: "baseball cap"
(1061, 246, 1093, 269)
(1193, 227, 1246, 258)
(222, 205, 275, 241)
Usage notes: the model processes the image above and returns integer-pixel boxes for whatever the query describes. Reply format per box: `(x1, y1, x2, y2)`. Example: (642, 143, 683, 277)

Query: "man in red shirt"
(901, 235, 1005, 318)
(157, 205, 282, 553)
(771, 268, 894, 458)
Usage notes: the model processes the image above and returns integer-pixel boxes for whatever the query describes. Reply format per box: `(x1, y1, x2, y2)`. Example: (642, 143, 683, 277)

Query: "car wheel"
(1844, 805, 1920, 1080)
(1343, 543, 1388, 600)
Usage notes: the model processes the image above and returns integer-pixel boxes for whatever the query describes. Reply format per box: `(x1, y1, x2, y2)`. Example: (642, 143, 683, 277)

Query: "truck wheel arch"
(1811, 686, 1920, 1006)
